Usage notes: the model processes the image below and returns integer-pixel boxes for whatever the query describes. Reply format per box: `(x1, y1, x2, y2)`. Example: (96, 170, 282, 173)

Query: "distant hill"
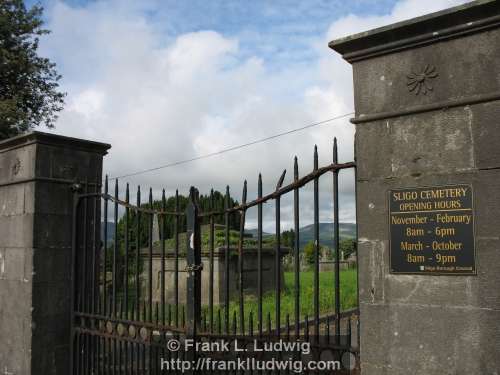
(297, 222, 356, 249)
(246, 222, 356, 250)
(244, 228, 273, 238)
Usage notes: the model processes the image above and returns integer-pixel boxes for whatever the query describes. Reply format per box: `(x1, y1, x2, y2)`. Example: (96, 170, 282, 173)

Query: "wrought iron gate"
(70, 138, 359, 374)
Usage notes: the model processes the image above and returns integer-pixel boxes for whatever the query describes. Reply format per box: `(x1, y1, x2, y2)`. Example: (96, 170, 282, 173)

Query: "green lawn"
(204, 268, 358, 330)
(117, 269, 358, 330)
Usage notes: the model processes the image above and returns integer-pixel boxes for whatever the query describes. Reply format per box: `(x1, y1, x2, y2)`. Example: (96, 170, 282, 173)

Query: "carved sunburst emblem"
(407, 65, 438, 95)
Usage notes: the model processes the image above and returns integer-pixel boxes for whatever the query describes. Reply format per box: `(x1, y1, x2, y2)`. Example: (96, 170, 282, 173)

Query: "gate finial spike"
(242, 180, 247, 203)
(189, 186, 197, 202)
(314, 145, 318, 170)
(104, 175, 108, 192)
(333, 138, 338, 164)
(258, 174, 262, 197)
(276, 169, 286, 191)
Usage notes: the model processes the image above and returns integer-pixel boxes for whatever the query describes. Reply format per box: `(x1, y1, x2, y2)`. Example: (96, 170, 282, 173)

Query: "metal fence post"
(185, 187, 202, 365)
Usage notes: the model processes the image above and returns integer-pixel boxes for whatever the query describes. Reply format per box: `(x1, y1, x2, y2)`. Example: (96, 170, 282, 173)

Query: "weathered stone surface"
(36, 142, 103, 181)
(0, 214, 34, 248)
(0, 279, 32, 374)
(33, 213, 73, 249)
(0, 183, 28, 216)
(31, 312, 71, 375)
(330, 2, 500, 374)
(473, 169, 500, 238)
(356, 107, 475, 181)
(470, 99, 500, 169)
(0, 247, 33, 282)
(354, 121, 393, 181)
(32, 282, 72, 317)
(0, 131, 109, 374)
(32, 248, 71, 283)
(350, 20, 500, 117)
(360, 303, 500, 374)
(0, 142, 37, 184)
(356, 239, 388, 305)
(34, 181, 75, 215)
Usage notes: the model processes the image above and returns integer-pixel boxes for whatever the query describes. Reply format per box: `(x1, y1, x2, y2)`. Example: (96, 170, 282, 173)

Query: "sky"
(32, 0, 469, 231)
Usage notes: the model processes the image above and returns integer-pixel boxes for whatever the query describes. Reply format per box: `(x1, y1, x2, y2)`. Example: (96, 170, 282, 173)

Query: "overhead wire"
(108, 111, 354, 180)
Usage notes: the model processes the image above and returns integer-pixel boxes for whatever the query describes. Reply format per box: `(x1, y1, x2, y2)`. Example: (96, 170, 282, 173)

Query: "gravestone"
(330, 1, 500, 374)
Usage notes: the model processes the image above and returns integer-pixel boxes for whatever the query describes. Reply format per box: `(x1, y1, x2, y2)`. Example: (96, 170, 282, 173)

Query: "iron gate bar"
(82, 180, 88, 315)
(69, 187, 80, 374)
(135, 185, 141, 321)
(148, 188, 154, 374)
(148, 188, 153, 324)
(113, 183, 118, 375)
(124, 184, 130, 325)
(92, 181, 100, 373)
(257, 173, 263, 337)
(92, 181, 98, 316)
(224, 186, 230, 334)
(174, 190, 179, 327)
(185, 187, 202, 336)
(314, 145, 320, 341)
(293, 156, 300, 337)
(209, 189, 215, 334)
(238, 181, 247, 335)
(333, 138, 341, 344)
(113, 179, 118, 318)
(161, 189, 166, 327)
(275, 169, 286, 335)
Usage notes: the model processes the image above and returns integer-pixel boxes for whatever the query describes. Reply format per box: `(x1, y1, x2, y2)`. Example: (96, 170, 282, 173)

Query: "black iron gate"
(70, 138, 359, 374)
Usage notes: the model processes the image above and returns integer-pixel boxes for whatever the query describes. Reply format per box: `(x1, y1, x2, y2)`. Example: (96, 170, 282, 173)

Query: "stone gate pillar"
(330, 1, 500, 374)
(0, 132, 110, 374)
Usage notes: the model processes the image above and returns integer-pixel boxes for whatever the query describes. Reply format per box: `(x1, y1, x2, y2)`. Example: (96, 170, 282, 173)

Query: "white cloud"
(40, 0, 468, 230)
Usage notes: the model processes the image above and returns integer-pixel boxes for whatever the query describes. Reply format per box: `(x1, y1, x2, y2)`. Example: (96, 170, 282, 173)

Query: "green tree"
(281, 229, 295, 249)
(0, 0, 65, 140)
(339, 238, 356, 259)
(303, 240, 316, 264)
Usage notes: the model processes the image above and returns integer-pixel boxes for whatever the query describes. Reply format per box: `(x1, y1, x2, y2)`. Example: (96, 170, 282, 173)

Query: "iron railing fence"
(70, 138, 358, 374)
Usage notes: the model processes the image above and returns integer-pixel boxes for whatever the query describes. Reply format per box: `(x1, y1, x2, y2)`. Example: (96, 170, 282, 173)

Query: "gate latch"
(184, 264, 203, 272)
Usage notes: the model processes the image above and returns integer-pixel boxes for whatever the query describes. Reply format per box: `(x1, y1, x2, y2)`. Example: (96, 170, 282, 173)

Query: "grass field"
(117, 269, 358, 328)
(210, 269, 358, 328)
